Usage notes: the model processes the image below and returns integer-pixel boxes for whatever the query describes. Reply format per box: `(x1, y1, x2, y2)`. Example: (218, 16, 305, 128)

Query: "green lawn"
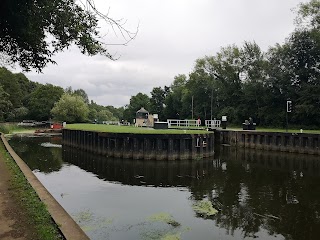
(65, 123, 209, 134)
(65, 123, 320, 134)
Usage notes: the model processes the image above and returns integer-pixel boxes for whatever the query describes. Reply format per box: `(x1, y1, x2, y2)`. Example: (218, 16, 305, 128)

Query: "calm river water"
(8, 135, 320, 240)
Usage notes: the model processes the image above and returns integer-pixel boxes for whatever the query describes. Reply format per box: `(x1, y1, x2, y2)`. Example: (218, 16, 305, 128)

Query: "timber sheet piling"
(62, 129, 215, 160)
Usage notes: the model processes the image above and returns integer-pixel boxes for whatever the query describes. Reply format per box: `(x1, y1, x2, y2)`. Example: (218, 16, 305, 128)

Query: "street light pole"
(286, 111, 288, 132)
(210, 88, 213, 120)
(191, 96, 194, 119)
(286, 100, 292, 132)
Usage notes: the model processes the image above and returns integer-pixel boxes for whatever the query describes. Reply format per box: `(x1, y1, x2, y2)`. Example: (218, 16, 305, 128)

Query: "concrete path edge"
(1, 133, 89, 240)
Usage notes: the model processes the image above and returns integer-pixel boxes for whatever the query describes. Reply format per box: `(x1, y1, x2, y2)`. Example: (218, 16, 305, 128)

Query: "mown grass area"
(65, 123, 208, 134)
(66, 123, 320, 134)
(0, 141, 63, 240)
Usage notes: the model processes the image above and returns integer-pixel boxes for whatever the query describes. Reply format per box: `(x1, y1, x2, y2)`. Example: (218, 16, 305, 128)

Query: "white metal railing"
(102, 121, 120, 125)
(205, 120, 221, 128)
(167, 119, 201, 128)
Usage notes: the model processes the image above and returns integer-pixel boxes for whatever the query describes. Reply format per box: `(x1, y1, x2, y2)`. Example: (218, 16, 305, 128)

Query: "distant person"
(249, 117, 253, 126)
(197, 117, 201, 127)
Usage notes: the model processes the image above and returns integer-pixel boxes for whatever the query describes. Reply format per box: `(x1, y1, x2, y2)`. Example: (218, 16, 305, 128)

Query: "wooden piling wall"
(215, 130, 320, 155)
(62, 129, 215, 160)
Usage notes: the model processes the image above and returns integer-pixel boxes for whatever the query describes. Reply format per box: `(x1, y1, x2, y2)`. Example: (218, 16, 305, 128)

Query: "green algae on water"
(192, 200, 218, 216)
(147, 213, 181, 227)
(161, 232, 181, 240)
(73, 209, 94, 223)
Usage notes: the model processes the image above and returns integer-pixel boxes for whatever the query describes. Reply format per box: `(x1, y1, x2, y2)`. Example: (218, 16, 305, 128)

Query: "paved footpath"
(0, 152, 36, 240)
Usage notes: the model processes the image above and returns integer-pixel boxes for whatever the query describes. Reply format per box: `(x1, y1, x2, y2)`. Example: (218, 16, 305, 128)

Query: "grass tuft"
(0, 123, 33, 134)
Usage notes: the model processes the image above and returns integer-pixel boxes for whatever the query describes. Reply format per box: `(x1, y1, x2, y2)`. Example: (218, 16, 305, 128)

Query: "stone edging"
(1, 133, 89, 240)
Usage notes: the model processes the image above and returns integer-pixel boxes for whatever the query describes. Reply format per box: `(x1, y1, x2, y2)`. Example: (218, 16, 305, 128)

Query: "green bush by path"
(0, 122, 33, 134)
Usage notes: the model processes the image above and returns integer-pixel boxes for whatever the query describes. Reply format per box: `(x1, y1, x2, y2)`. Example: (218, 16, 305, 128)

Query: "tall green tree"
(164, 74, 188, 119)
(186, 45, 244, 122)
(27, 84, 64, 120)
(0, 85, 12, 121)
(123, 93, 150, 122)
(296, 0, 320, 30)
(51, 93, 89, 123)
(65, 87, 90, 104)
(96, 109, 117, 122)
(0, 67, 23, 108)
(149, 86, 169, 120)
(105, 105, 124, 120)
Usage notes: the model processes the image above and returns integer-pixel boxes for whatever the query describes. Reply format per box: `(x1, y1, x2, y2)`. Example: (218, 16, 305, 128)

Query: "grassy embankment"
(65, 123, 208, 134)
(66, 123, 320, 134)
(0, 138, 63, 239)
(0, 122, 35, 134)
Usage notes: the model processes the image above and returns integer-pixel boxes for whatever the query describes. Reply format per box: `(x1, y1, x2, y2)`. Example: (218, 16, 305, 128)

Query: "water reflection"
(63, 145, 216, 188)
(9, 136, 63, 173)
(8, 136, 320, 240)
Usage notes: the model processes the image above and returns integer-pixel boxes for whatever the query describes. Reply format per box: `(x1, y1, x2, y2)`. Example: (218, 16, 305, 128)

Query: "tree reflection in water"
(9, 136, 63, 173)
(63, 145, 320, 240)
(9, 136, 320, 240)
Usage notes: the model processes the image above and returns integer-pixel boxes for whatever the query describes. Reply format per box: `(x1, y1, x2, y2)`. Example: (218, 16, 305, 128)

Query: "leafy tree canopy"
(123, 93, 150, 122)
(0, 0, 136, 72)
(296, 0, 320, 29)
(65, 86, 89, 104)
(51, 93, 89, 123)
(0, 85, 12, 121)
(27, 84, 64, 120)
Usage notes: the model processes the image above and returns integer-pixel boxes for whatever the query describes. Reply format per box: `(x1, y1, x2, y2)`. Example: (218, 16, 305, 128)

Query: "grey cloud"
(21, 0, 309, 108)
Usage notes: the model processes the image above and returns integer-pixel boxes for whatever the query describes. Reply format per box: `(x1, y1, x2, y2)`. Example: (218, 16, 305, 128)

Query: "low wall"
(215, 130, 320, 155)
(62, 129, 215, 160)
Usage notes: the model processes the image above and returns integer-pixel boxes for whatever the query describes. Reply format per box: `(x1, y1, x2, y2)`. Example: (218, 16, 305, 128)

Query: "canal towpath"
(0, 132, 89, 240)
(0, 150, 37, 239)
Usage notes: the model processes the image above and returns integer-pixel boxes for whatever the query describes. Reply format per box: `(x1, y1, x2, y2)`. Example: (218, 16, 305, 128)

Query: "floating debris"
(40, 142, 62, 148)
(134, 175, 144, 179)
(253, 213, 280, 220)
(192, 200, 218, 216)
(60, 193, 69, 198)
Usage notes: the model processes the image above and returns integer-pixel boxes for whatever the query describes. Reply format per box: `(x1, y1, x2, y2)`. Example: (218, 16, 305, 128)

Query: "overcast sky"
(19, 0, 309, 107)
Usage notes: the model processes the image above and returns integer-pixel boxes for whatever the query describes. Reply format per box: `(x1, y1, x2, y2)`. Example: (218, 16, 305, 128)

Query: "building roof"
(136, 107, 149, 114)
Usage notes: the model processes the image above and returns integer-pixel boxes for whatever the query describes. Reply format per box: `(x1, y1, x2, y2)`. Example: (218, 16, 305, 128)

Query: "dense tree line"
(0, 67, 123, 123)
(124, 0, 320, 128)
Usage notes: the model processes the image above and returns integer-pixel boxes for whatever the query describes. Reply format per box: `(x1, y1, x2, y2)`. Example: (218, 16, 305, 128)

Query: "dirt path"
(0, 152, 37, 240)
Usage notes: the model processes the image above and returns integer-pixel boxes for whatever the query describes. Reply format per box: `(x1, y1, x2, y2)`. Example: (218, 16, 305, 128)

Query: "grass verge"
(65, 123, 208, 134)
(0, 122, 34, 134)
(0, 140, 63, 240)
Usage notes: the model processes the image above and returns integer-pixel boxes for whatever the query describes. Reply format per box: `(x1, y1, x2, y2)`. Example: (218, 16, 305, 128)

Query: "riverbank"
(0, 139, 63, 240)
(0, 133, 89, 240)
